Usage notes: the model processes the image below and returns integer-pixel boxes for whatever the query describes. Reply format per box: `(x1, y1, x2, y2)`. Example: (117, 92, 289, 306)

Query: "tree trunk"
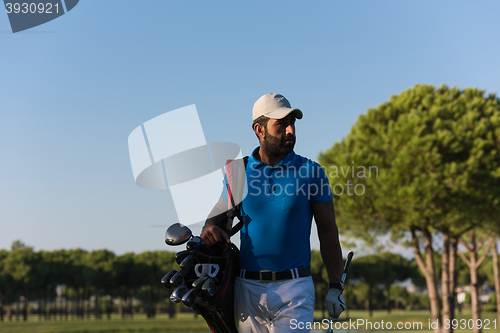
(16, 295, 20, 321)
(38, 298, 42, 321)
(367, 285, 373, 317)
(0, 294, 4, 322)
(411, 227, 442, 333)
(94, 289, 99, 320)
(169, 300, 174, 318)
(118, 298, 123, 319)
(46, 291, 51, 321)
(147, 287, 153, 319)
(345, 285, 350, 319)
(79, 289, 84, 319)
(76, 290, 80, 319)
(442, 233, 451, 332)
(492, 238, 500, 325)
(458, 230, 495, 333)
(151, 287, 156, 318)
(468, 231, 481, 333)
(442, 234, 459, 333)
(121, 293, 126, 319)
(86, 292, 91, 320)
(321, 291, 325, 319)
(126, 290, 133, 319)
(23, 294, 27, 321)
(449, 236, 458, 327)
(44, 290, 48, 320)
(386, 286, 391, 314)
(64, 289, 68, 321)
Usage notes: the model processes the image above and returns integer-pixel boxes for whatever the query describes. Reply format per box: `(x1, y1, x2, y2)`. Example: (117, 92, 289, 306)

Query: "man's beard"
(262, 130, 295, 156)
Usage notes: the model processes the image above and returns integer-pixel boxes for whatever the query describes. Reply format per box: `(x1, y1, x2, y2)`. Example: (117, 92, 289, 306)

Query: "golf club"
(169, 293, 180, 303)
(186, 236, 216, 255)
(214, 307, 233, 332)
(161, 269, 177, 289)
(169, 270, 184, 289)
(182, 288, 197, 307)
(326, 251, 354, 333)
(186, 236, 203, 250)
(175, 249, 193, 265)
(180, 254, 195, 273)
(170, 284, 189, 303)
(202, 277, 215, 296)
(192, 275, 210, 293)
(165, 223, 192, 246)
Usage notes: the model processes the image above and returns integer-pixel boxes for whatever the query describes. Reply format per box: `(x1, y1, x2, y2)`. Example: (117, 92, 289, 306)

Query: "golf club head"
(165, 223, 192, 246)
(175, 249, 193, 265)
(192, 275, 209, 293)
(161, 270, 177, 289)
(182, 288, 197, 307)
(202, 277, 215, 296)
(170, 284, 189, 303)
(180, 254, 195, 273)
(169, 270, 184, 289)
(186, 236, 203, 250)
(170, 293, 181, 303)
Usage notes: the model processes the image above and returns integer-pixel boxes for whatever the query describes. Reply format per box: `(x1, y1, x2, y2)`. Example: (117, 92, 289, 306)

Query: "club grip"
(343, 251, 354, 274)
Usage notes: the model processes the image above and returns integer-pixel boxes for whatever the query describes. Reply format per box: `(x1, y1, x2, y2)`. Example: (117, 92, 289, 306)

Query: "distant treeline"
(0, 240, 454, 322)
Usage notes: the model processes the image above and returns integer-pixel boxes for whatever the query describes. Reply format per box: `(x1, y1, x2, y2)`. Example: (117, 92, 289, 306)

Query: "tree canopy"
(319, 84, 500, 239)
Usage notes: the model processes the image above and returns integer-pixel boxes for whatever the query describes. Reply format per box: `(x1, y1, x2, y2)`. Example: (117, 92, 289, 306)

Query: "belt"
(239, 267, 311, 282)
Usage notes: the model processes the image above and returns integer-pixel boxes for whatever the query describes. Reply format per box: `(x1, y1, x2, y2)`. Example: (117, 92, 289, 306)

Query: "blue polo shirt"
(222, 147, 333, 272)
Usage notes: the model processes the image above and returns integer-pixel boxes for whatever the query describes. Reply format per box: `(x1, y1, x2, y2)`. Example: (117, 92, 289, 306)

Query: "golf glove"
(326, 288, 345, 319)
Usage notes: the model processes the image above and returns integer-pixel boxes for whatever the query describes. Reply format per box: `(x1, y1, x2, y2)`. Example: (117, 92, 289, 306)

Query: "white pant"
(234, 276, 315, 333)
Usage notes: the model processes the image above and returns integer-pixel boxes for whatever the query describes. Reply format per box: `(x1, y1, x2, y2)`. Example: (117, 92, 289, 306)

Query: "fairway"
(0, 312, 211, 333)
(0, 310, 497, 333)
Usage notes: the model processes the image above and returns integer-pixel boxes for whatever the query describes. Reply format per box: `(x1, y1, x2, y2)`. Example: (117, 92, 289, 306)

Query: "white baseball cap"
(252, 93, 303, 121)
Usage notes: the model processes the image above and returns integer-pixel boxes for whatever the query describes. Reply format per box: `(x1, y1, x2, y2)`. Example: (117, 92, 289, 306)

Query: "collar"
(247, 147, 297, 170)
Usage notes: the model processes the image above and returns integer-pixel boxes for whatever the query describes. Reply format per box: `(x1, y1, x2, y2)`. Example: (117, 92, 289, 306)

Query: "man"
(201, 93, 344, 332)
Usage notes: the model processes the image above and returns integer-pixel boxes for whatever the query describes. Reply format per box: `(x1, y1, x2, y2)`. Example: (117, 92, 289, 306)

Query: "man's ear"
(254, 123, 266, 141)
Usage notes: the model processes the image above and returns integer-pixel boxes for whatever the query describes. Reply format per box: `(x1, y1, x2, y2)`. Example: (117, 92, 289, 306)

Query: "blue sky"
(1, 1, 499, 255)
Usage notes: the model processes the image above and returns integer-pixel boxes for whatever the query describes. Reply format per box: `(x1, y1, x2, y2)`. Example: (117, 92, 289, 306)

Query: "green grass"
(0, 313, 210, 333)
(0, 310, 498, 333)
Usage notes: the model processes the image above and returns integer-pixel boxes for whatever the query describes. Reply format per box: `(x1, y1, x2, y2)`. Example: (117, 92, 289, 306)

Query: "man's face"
(262, 114, 296, 155)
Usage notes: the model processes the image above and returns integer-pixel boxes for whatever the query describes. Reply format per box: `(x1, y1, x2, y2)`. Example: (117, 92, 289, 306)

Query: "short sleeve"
(309, 162, 333, 204)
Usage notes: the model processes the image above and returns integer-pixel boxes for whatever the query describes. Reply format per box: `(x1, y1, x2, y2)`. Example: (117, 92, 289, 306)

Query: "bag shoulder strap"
(225, 156, 248, 237)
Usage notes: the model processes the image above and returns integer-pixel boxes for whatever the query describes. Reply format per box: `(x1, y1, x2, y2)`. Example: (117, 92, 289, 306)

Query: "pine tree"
(319, 84, 500, 333)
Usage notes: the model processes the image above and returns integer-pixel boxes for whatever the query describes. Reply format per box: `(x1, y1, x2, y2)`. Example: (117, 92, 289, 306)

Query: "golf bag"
(167, 157, 248, 333)
(185, 242, 240, 333)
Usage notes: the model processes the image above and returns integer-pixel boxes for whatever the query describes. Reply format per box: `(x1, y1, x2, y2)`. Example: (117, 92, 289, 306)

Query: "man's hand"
(326, 288, 345, 319)
(201, 224, 230, 247)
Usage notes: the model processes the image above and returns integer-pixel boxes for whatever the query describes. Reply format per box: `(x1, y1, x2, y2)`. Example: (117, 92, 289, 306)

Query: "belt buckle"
(259, 270, 276, 282)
